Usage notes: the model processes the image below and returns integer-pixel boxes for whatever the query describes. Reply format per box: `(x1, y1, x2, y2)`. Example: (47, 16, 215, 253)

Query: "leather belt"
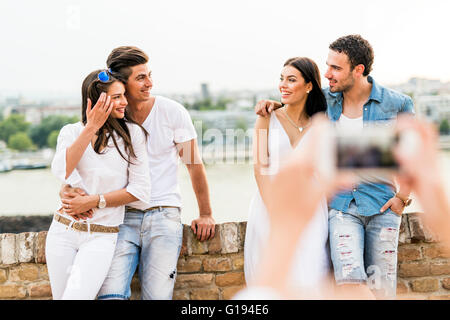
(54, 214, 119, 233)
(125, 205, 180, 213)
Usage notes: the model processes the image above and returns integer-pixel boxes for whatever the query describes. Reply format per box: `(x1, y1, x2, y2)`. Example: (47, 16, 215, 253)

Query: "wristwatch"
(98, 194, 106, 209)
(395, 193, 412, 207)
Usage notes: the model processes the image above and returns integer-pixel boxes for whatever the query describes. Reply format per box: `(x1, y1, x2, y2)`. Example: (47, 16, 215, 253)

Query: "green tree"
(440, 119, 450, 135)
(0, 114, 30, 143)
(8, 132, 35, 151)
(30, 115, 78, 148)
(235, 117, 248, 131)
(47, 130, 60, 149)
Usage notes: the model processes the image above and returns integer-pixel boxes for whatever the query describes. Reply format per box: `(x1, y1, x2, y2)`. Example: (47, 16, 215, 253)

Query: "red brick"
(222, 285, 245, 300)
(179, 225, 190, 257)
(29, 283, 52, 298)
(430, 261, 450, 276)
(206, 225, 222, 254)
(175, 274, 214, 289)
(410, 278, 439, 292)
(397, 281, 408, 295)
(423, 245, 450, 259)
(215, 272, 245, 287)
(9, 264, 39, 282)
(397, 247, 422, 262)
(190, 288, 219, 300)
(173, 289, 190, 300)
(0, 269, 7, 284)
(177, 257, 202, 273)
(35, 231, 47, 263)
(202, 257, 232, 272)
(232, 255, 244, 271)
(238, 222, 247, 249)
(398, 262, 430, 277)
(0, 285, 27, 299)
(442, 277, 450, 290)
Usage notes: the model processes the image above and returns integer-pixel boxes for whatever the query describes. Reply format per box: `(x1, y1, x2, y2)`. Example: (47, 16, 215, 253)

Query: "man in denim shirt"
(324, 35, 414, 299)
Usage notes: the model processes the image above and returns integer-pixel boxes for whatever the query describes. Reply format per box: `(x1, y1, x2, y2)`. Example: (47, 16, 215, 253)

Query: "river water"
(1, 152, 449, 224)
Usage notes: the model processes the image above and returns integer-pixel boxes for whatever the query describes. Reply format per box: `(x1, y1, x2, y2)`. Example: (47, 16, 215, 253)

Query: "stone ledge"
(0, 222, 246, 265)
(0, 213, 443, 265)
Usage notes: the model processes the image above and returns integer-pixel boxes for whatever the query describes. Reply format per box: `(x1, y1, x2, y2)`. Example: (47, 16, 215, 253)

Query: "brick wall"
(0, 213, 449, 300)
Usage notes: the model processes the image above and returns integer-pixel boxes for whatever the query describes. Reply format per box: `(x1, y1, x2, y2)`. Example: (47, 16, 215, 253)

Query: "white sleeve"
(125, 124, 151, 207)
(172, 103, 198, 143)
(50, 123, 88, 191)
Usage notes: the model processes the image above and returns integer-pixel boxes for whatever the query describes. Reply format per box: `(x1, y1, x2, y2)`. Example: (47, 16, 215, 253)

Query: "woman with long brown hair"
(46, 69, 151, 299)
(244, 57, 330, 296)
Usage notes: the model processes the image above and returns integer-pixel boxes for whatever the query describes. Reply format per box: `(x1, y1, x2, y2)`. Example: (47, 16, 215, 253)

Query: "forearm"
(65, 125, 97, 179)
(103, 189, 139, 208)
(254, 166, 273, 208)
(417, 180, 450, 247)
(396, 178, 412, 199)
(186, 163, 212, 216)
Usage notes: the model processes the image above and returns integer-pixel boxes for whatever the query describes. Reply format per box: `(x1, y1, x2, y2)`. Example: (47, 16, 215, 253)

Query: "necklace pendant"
(299, 127, 303, 133)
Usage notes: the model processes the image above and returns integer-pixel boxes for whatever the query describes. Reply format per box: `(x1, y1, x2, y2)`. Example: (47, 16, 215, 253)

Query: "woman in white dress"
(244, 57, 330, 294)
(46, 69, 151, 299)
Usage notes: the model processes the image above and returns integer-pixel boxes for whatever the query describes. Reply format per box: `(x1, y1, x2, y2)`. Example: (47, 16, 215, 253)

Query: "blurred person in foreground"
(233, 115, 450, 299)
(253, 35, 415, 299)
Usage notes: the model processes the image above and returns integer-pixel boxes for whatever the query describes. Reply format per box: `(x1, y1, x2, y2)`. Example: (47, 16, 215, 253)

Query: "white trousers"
(45, 219, 118, 300)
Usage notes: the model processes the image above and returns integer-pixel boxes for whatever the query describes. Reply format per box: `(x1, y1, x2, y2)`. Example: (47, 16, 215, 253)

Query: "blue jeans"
(97, 207, 183, 300)
(328, 201, 401, 299)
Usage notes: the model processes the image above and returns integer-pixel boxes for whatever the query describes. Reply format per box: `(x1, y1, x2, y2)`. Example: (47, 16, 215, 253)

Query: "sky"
(1, 0, 449, 100)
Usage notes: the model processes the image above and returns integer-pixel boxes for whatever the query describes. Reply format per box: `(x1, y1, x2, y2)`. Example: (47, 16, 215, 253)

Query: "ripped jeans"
(328, 201, 401, 299)
(97, 207, 183, 300)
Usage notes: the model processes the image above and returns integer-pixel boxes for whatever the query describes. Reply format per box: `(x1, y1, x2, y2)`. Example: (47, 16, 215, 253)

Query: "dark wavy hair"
(81, 69, 147, 164)
(329, 34, 374, 76)
(106, 46, 149, 84)
(283, 57, 327, 117)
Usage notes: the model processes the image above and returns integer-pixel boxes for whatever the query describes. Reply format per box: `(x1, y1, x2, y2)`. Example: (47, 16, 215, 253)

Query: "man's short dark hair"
(329, 34, 374, 76)
(107, 46, 149, 83)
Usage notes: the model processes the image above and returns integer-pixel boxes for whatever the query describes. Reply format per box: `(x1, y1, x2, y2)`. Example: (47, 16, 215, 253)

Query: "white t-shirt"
(51, 122, 151, 226)
(337, 113, 363, 131)
(128, 95, 197, 209)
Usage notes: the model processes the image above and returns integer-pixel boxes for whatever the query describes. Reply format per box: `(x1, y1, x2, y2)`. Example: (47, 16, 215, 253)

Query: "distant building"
(415, 94, 450, 124)
(3, 104, 80, 125)
(201, 83, 210, 100)
(390, 77, 444, 96)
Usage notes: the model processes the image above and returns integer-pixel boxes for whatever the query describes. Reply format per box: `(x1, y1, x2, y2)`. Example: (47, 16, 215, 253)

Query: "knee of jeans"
(331, 231, 365, 280)
(374, 228, 399, 278)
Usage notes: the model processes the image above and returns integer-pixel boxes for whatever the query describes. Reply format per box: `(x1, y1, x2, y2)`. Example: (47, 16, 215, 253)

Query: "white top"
(51, 121, 151, 226)
(244, 111, 330, 292)
(337, 113, 364, 131)
(128, 95, 197, 209)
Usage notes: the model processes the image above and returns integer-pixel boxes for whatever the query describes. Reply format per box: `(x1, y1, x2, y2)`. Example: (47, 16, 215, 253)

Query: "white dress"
(244, 112, 330, 292)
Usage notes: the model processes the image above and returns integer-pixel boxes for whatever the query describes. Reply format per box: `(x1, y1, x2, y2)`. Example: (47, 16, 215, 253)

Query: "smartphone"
(315, 121, 403, 182)
(335, 125, 399, 171)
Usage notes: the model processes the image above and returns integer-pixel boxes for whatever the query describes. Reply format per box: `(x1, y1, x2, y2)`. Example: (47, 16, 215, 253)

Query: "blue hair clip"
(98, 70, 110, 82)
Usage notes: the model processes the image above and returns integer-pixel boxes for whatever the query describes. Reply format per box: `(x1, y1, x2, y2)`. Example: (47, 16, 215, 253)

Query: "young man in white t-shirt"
(62, 46, 215, 300)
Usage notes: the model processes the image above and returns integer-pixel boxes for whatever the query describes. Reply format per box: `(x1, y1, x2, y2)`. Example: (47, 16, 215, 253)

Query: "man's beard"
(330, 75, 355, 93)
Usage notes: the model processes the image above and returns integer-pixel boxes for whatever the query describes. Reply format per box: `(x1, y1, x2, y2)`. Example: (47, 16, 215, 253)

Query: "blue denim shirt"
(324, 76, 415, 216)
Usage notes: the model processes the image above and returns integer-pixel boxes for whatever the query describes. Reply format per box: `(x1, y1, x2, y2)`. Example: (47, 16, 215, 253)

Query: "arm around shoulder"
(125, 123, 151, 206)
